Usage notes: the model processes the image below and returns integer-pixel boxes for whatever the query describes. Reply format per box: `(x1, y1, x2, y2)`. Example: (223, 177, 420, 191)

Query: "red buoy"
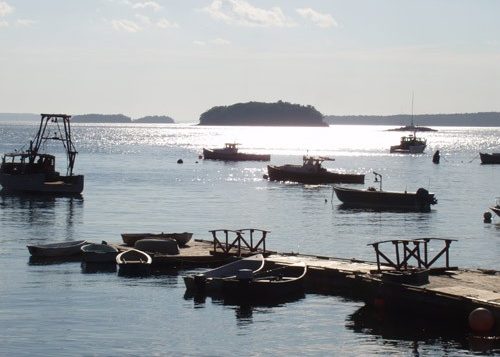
(468, 308, 495, 334)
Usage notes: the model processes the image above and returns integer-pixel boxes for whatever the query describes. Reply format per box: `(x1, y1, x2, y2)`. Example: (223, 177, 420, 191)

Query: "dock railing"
(368, 238, 457, 272)
(209, 228, 269, 256)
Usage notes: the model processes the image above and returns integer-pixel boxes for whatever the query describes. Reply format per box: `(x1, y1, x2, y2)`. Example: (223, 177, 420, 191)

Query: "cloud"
(203, 0, 295, 27)
(296, 8, 337, 28)
(194, 38, 231, 46)
(131, 1, 162, 11)
(16, 18, 36, 26)
(112, 19, 141, 32)
(156, 18, 178, 29)
(211, 38, 230, 45)
(0, 1, 14, 17)
(0, 19, 7, 27)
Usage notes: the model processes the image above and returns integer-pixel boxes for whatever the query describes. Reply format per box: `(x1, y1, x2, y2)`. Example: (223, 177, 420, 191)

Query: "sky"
(0, 0, 499, 122)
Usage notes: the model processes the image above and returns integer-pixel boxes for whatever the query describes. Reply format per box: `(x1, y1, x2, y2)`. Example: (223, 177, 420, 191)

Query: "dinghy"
(116, 249, 152, 276)
(27, 240, 87, 257)
(81, 243, 119, 263)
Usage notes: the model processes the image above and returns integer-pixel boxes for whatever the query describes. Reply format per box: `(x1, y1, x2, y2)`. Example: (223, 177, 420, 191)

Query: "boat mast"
(30, 114, 77, 176)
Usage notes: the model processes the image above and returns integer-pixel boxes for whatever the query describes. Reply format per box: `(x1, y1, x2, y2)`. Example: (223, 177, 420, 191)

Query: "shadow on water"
(346, 304, 500, 354)
(28, 255, 82, 265)
(81, 261, 117, 274)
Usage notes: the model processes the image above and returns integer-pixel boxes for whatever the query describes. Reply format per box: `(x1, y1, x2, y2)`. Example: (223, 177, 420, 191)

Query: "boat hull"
(390, 144, 426, 154)
(221, 263, 307, 302)
(116, 249, 152, 276)
(267, 165, 364, 184)
(183, 254, 265, 293)
(480, 153, 500, 164)
(203, 148, 270, 161)
(333, 186, 436, 212)
(81, 244, 119, 263)
(121, 232, 193, 247)
(0, 173, 84, 194)
(490, 206, 500, 217)
(27, 240, 87, 257)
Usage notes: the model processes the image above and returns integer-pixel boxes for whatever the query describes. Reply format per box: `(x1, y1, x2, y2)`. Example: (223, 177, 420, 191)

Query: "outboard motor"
(416, 188, 434, 211)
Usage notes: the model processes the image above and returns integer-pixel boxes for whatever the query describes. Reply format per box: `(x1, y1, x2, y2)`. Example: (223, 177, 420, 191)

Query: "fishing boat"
(390, 132, 427, 154)
(121, 232, 193, 247)
(0, 114, 84, 194)
(27, 240, 88, 257)
(81, 243, 119, 263)
(183, 254, 265, 293)
(116, 249, 152, 276)
(221, 262, 307, 301)
(333, 172, 437, 212)
(202, 143, 270, 161)
(480, 153, 500, 165)
(267, 156, 364, 184)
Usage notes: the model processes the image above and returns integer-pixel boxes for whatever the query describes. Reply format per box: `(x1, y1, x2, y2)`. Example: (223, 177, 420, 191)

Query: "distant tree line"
(199, 101, 327, 126)
(324, 112, 500, 127)
(71, 114, 174, 124)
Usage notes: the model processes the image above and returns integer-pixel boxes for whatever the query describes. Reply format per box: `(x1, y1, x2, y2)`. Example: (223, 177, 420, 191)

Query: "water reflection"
(81, 261, 117, 274)
(345, 304, 499, 353)
(28, 255, 82, 265)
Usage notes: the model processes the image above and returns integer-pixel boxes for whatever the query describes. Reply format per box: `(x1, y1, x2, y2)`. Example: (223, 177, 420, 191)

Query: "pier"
(110, 230, 500, 334)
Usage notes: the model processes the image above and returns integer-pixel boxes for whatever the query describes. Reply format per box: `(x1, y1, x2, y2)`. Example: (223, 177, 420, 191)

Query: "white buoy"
(468, 308, 495, 334)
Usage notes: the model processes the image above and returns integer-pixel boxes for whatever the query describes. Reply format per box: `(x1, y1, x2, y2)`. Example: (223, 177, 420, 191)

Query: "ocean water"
(0, 122, 499, 356)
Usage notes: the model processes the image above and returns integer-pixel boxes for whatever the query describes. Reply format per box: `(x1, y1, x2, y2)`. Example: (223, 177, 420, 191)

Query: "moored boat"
(203, 143, 270, 161)
(267, 156, 364, 184)
(81, 243, 119, 263)
(116, 249, 152, 276)
(480, 152, 500, 165)
(333, 172, 437, 212)
(121, 232, 193, 247)
(390, 132, 427, 154)
(0, 114, 84, 195)
(221, 261, 307, 301)
(490, 198, 500, 217)
(134, 238, 180, 255)
(27, 240, 88, 257)
(183, 254, 265, 293)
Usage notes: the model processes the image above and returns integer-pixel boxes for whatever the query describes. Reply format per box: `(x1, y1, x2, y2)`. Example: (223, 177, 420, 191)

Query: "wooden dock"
(111, 231, 500, 334)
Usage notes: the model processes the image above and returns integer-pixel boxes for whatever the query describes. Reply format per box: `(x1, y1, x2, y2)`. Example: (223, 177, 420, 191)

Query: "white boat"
(27, 240, 88, 257)
(183, 254, 265, 293)
(81, 243, 119, 263)
(116, 249, 152, 276)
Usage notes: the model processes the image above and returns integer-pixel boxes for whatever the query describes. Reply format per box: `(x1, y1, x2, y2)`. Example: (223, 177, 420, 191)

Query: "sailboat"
(389, 94, 428, 153)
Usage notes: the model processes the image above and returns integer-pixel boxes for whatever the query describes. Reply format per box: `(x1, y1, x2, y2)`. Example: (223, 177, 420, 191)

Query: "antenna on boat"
(410, 91, 415, 127)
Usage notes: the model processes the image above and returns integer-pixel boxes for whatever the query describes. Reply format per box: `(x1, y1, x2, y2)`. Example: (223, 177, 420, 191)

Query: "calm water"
(0, 122, 499, 356)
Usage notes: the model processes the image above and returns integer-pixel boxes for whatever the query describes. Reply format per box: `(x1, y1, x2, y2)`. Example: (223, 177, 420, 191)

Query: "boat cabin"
(400, 134, 426, 147)
(221, 143, 240, 152)
(1, 153, 56, 175)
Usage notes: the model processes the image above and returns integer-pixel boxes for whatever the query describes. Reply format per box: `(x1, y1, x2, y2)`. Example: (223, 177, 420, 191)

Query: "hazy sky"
(1, 0, 499, 122)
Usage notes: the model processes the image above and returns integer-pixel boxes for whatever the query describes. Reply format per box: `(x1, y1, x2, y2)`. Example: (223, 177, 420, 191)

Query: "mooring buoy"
(483, 211, 492, 223)
(469, 307, 495, 334)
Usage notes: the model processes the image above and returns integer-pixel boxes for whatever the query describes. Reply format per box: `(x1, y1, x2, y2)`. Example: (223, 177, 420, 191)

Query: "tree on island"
(133, 115, 174, 124)
(199, 101, 327, 126)
(72, 114, 132, 123)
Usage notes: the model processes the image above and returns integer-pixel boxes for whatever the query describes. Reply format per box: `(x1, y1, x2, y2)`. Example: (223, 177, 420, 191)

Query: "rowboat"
(116, 249, 152, 276)
(267, 156, 364, 184)
(480, 152, 500, 164)
(134, 238, 180, 255)
(81, 243, 119, 263)
(183, 254, 265, 293)
(27, 240, 87, 257)
(203, 143, 270, 161)
(221, 262, 307, 301)
(121, 232, 193, 247)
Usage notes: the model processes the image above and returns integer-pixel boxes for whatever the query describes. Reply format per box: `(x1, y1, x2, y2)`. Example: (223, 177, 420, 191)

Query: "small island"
(71, 114, 175, 124)
(198, 101, 328, 127)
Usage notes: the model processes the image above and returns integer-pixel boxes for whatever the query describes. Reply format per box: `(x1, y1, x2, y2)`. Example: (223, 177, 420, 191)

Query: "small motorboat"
(27, 240, 88, 257)
(490, 198, 500, 217)
(203, 143, 270, 161)
(183, 254, 265, 293)
(81, 243, 119, 263)
(116, 249, 152, 276)
(333, 172, 437, 212)
(221, 262, 307, 302)
(267, 156, 364, 184)
(390, 132, 426, 154)
(480, 152, 500, 165)
(121, 232, 193, 247)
